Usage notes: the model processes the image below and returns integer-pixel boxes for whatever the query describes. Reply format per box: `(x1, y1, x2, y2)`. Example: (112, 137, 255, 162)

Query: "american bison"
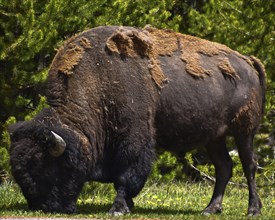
(9, 26, 265, 216)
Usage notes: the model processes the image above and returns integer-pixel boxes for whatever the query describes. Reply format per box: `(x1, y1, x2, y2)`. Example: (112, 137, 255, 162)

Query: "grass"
(0, 180, 274, 219)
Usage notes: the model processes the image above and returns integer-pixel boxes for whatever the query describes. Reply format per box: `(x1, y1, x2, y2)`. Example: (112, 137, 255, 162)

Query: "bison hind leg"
(234, 133, 262, 216)
(202, 136, 233, 215)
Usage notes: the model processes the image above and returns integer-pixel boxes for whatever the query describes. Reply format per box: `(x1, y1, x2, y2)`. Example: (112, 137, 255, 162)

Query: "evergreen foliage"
(0, 0, 274, 185)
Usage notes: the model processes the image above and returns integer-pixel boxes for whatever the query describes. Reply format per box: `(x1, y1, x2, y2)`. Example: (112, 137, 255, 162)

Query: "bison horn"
(49, 131, 66, 157)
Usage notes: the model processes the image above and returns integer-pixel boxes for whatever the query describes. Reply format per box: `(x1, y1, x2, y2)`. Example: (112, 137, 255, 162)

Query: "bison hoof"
(108, 202, 131, 216)
(202, 205, 222, 215)
(111, 211, 125, 216)
(248, 208, 261, 217)
(248, 199, 262, 216)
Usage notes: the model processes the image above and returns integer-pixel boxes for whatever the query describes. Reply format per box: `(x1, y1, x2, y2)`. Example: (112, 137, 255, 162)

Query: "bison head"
(8, 118, 86, 213)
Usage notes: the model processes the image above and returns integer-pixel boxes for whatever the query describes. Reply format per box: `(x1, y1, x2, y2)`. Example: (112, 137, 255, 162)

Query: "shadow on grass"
(1, 202, 201, 216)
(134, 206, 201, 215)
(78, 203, 201, 216)
(77, 203, 111, 214)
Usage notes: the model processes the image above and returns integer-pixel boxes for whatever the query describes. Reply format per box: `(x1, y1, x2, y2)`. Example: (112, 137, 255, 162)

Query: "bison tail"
(250, 55, 266, 114)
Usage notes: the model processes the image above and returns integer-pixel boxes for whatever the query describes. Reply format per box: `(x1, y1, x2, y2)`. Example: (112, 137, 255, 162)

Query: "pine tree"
(0, 0, 103, 179)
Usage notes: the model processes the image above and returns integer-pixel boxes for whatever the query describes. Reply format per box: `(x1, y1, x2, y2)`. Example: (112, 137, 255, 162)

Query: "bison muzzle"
(9, 26, 265, 216)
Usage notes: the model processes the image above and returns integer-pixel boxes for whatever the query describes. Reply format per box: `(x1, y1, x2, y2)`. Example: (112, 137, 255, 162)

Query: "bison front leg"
(108, 187, 134, 216)
(109, 141, 154, 216)
(203, 136, 233, 215)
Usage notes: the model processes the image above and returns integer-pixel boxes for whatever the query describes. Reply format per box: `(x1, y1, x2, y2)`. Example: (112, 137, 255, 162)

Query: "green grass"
(0, 180, 274, 219)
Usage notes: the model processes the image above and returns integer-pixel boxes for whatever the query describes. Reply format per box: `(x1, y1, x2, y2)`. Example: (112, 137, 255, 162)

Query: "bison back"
(46, 26, 264, 152)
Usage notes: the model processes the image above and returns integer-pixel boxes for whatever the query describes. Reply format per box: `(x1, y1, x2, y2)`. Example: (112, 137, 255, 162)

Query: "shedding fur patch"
(148, 60, 167, 88)
(182, 54, 212, 77)
(106, 27, 168, 88)
(146, 27, 240, 79)
(106, 26, 255, 86)
(79, 37, 92, 49)
(53, 37, 92, 75)
(179, 34, 237, 78)
(231, 90, 261, 133)
(106, 28, 152, 57)
(218, 58, 240, 79)
(145, 27, 179, 56)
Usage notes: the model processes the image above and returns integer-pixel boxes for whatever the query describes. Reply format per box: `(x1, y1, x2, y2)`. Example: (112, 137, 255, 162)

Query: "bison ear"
(49, 131, 66, 157)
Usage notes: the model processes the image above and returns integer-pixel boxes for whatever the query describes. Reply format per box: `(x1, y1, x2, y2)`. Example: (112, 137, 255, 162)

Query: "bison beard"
(9, 26, 265, 216)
